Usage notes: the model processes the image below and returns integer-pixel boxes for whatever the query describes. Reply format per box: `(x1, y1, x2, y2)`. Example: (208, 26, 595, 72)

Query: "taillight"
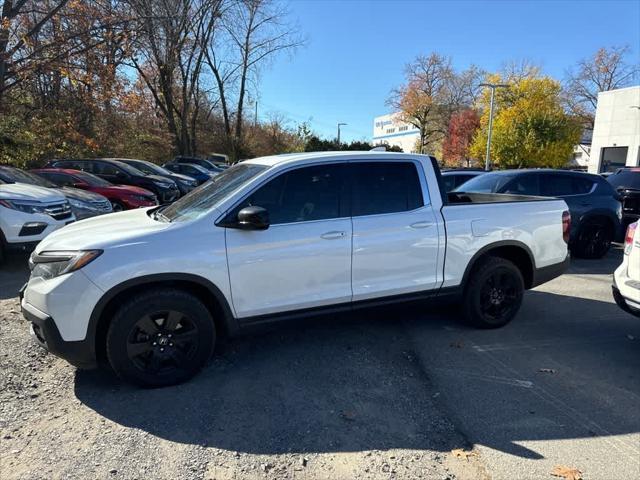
(624, 222, 637, 255)
(562, 211, 571, 244)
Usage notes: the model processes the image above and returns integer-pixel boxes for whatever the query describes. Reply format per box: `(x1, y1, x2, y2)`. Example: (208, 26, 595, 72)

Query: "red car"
(32, 168, 158, 211)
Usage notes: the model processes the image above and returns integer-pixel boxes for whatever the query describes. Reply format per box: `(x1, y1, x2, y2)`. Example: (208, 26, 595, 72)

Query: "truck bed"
(446, 191, 557, 204)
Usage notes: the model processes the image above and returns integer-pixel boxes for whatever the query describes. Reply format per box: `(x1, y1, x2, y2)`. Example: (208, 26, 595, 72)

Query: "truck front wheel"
(106, 289, 216, 387)
(463, 256, 524, 328)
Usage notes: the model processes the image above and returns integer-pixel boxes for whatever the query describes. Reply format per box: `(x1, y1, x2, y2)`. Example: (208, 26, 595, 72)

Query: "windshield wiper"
(152, 206, 171, 223)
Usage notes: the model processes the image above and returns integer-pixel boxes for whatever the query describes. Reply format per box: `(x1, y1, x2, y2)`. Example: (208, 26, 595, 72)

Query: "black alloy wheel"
(126, 310, 200, 375)
(478, 270, 521, 323)
(463, 256, 524, 328)
(106, 289, 215, 387)
(110, 200, 125, 212)
(573, 221, 612, 259)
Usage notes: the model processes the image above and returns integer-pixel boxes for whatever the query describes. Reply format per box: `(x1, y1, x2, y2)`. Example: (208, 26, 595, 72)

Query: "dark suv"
(46, 158, 180, 204)
(607, 168, 640, 228)
(455, 169, 622, 259)
(118, 158, 198, 196)
(174, 156, 225, 173)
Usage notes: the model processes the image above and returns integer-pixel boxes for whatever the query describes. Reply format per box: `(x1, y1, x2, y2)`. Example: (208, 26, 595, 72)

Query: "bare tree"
(1, 1, 70, 105)
(126, 0, 222, 155)
(565, 46, 639, 127)
(388, 53, 480, 154)
(205, 0, 303, 160)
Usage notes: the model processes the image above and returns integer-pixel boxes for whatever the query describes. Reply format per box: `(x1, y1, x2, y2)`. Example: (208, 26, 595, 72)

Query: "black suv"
(455, 169, 622, 259)
(118, 158, 198, 196)
(174, 156, 225, 173)
(607, 168, 640, 229)
(46, 158, 180, 204)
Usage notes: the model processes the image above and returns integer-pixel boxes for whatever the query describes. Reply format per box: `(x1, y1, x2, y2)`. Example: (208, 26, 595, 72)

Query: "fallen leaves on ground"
(450, 448, 478, 461)
(539, 368, 556, 374)
(551, 465, 582, 480)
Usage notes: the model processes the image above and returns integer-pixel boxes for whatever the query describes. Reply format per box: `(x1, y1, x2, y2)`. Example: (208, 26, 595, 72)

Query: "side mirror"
(236, 206, 269, 230)
(116, 171, 126, 179)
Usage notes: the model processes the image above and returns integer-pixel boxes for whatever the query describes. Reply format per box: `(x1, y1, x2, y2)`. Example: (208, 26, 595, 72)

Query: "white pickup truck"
(21, 152, 570, 386)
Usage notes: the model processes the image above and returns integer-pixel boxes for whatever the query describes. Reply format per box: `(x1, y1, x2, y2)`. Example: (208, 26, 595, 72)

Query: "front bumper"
(21, 293, 97, 368)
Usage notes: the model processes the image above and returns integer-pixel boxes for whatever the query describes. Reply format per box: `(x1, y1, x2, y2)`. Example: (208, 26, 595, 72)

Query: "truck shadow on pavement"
(74, 288, 640, 460)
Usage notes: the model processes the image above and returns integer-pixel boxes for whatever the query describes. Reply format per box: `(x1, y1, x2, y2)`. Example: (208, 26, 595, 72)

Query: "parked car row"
(0, 157, 221, 261)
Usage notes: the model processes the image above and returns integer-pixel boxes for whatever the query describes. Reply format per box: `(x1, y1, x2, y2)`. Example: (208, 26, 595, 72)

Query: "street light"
(479, 83, 509, 170)
(337, 122, 347, 146)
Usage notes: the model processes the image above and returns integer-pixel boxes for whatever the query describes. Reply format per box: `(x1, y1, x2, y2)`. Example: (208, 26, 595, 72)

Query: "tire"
(463, 256, 524, 329)
(571, 219, 612, 259)
(110, 200, 125, 212)
(106, 289, 216, 387)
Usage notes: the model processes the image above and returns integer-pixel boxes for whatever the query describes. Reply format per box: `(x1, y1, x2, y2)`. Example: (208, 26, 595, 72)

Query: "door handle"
(321, 231, 346, 240)
(409, 221, 434, 229)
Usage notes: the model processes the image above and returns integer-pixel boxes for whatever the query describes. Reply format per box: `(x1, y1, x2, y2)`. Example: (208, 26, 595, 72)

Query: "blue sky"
(257, 0, 640, 143)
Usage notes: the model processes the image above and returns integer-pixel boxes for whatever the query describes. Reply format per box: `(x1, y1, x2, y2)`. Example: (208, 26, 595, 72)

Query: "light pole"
(479, 83, 509, 170)
(337, 122, 347, 146)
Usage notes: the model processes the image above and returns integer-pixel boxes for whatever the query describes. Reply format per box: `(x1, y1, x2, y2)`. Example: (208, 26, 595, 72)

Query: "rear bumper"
(612, 285, 640, 318)
(531, 255, 570, 288)
(21, 294, 97, 369)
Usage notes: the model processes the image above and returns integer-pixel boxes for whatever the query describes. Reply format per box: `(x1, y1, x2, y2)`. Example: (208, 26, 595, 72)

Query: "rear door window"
(351, 162, 424, 216)
(503, 174, 540, 195)
(541, 174, 595, 196)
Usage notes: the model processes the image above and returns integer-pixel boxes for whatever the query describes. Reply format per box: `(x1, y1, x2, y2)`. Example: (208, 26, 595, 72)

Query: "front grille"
(90, 199, 112, 212)
(44, 201, 72, 220)
(622, 197, 640, 214)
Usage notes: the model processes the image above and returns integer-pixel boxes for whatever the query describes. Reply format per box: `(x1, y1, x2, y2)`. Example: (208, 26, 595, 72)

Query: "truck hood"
(0, 183, 66, 203)
(35, 207, 173, 252)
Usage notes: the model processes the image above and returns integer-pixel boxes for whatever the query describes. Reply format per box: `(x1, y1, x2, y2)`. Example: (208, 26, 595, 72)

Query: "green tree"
(471, 76, 581, 168)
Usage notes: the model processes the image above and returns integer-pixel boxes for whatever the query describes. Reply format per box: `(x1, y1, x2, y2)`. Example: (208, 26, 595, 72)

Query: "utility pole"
(254, 100, 258, 127)
(479, 83, 509, 170)
(337, 122, 347, 146)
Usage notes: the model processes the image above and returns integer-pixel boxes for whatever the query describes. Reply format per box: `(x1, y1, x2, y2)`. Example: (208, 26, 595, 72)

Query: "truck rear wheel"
(463, 256, 524, 328)
(106, 289, 216, 387)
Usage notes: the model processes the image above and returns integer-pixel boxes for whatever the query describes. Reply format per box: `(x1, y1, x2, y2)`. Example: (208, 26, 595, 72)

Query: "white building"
(588, 85, 640, 173)
(372, 113, 420, 153)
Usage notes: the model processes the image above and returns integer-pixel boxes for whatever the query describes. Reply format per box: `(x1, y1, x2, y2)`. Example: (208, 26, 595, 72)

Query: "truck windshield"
(160, 163, 268, 222)
(453, 172, 516, 193)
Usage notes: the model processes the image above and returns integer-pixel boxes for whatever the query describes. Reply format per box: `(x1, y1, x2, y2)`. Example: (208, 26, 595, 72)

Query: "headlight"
(30, 250, 103, 280)
(180, 179, 197, 187)
(0, 199, 47, 214)
(68, 198, 97, 211)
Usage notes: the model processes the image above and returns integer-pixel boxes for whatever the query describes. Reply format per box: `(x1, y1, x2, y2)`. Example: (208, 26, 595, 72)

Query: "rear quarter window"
(608, 170, 640, 190)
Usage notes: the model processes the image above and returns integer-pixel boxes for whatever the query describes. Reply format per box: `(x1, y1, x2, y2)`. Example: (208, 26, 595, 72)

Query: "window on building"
(399, 126, 408, 132)
(385, 128, 396, 134)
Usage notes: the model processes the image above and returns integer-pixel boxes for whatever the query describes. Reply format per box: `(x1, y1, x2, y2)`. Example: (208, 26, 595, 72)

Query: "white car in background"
(0, 183, 75, 262)
(613, 221, 640, 317)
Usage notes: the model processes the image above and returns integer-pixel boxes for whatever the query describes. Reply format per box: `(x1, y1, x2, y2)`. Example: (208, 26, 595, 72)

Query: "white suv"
(613, 222, 640, 317)
(0, 183, 75, 262)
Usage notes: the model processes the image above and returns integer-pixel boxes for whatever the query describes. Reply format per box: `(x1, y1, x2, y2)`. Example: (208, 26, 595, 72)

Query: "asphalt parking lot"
(1, 247, 639, 480)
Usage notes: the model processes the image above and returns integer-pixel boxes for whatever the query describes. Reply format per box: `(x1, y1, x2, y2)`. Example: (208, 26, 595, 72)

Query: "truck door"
(350, 161, 440, 301)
